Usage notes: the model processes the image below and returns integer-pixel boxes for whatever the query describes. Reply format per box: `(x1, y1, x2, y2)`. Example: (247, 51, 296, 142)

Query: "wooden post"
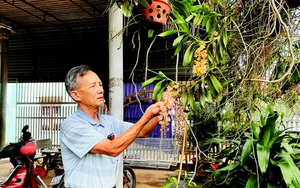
(176, 117, 188, 188)
(0, 28, 10, 150)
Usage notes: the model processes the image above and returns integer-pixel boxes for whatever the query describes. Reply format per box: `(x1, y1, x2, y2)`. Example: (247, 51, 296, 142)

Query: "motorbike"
(48, 152, 64, 188)
(123, 160, 136, 188)
(0, 125, 136, 188)
(0, 125, 60, 188)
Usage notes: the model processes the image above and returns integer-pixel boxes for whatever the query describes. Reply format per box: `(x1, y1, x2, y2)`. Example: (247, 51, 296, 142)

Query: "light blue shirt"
(60, 109, 133, 188)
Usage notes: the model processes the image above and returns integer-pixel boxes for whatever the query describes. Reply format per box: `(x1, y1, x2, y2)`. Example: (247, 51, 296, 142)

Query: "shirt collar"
(75, 108, 104, 127)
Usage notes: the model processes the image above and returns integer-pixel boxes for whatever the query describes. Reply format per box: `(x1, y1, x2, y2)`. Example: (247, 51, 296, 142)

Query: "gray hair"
(65, 65, 93, 97)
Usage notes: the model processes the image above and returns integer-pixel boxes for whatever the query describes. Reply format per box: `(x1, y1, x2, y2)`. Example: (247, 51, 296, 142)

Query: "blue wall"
(6, 83, 17, 143)
(123, 82, 172, 138)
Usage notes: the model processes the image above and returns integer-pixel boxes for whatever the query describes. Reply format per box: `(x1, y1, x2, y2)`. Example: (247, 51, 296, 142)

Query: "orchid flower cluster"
(173, 102, 187, 142)
(192, 44, 207, 77)
(158, 83, 187, 139)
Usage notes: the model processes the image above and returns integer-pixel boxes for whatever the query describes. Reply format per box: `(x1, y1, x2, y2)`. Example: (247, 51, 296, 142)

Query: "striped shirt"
(60, 109, 133, 188)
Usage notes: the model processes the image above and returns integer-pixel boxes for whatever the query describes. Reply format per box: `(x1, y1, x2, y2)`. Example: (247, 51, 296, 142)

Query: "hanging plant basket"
(139, 0, 171, 30)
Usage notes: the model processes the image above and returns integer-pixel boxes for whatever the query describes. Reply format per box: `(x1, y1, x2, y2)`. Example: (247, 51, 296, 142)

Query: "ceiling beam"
(3, 0, 72, 34)
(80, 0, 106, 15)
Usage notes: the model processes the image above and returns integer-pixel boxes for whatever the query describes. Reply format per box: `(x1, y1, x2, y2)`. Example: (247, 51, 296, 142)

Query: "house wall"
(5, 82, 76, 145)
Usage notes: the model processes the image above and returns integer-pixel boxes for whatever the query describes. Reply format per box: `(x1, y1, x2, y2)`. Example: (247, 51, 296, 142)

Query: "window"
(41, 105, 61, 131)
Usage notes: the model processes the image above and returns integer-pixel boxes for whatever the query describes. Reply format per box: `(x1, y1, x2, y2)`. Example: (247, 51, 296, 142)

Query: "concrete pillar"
(108, 3, 124, 188)
(0, 28, 10, 150)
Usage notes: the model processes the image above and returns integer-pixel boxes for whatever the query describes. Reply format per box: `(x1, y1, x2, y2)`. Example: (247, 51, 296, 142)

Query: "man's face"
(71, 70, 105, 108)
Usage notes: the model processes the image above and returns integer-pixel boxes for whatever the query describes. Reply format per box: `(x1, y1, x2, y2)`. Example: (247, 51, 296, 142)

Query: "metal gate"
(16, 82, 77, 147)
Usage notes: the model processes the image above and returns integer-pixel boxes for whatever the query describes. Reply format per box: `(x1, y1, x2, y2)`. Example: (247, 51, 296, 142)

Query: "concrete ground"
(0, 158, 204, 187)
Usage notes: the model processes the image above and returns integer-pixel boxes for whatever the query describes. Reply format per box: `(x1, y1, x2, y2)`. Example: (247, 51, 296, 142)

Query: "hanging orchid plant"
(141, 1, 229, 113)
(140, 0, 299, 116)
(113, 0, 300, 187)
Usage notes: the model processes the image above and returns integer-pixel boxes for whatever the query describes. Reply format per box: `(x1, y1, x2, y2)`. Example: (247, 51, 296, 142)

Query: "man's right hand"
(144, 101, 163, 119)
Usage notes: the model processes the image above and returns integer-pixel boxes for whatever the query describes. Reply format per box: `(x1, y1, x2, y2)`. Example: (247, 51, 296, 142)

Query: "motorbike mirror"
(23, 131, 32, 142)
(22, 125, 29, 133)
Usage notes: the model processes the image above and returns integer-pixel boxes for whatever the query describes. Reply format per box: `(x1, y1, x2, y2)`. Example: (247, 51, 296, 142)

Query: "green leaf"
(206, 17, 212, 33)
(241, 138, 254, 165)
(271, 151, 300, 187)
(121, 1, 132, 17)
(209, 19, 217, 34)
(261, 114, 266, 126)
(181, 0, 194, 8)
(207, 52, 214, 64)
(142, 77, 158, 88)
(171, 8, 189, 31)
(216, 162, 240, 171)
(251, 121, 261, 140)
(192, 14, 202, 27)
(265, 111, 278, 136)
(221, 27, 228, 48)
(156, 71, 167, 79)
(141, 71, 166, 88)
(186, 14, 195, 22)
(266, 182, 277, 188)
(181, 87, 188, 106)
(182, 42, 194, 66)
(172, 35, 184, 46)
(281, 142, 294, 154)
(215, 92, 222, 102)
(148, 29, 154, 38)
(206, 78, 217, 96)
(256, 143, 270, 174)
(218, 38, 224, 58)
(174, 35, 189, 55)
(199, 91, 206, 108)
(205, 89, 213, 103)
(268, 133, 280, 148)
(168, 0, 190, 18)
(138, 0, 149, 7)
(163, 183, 174, 188)
(156, 86, 166, 101)
(152, 80, 164, 100)
(188, 89, 197, 111)
(190, 5, 202, 12)
(210, 74, 223, 93)
(245, 175, 258, 188)
(158, 30, 184, 37)
(168, 176, 177, 183)
(262, 126, 271, 146)
(201, 14, 210, 28)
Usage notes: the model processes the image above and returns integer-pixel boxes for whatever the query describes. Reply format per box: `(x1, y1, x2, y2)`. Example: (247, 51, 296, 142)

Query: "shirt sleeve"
(100, 115, 133, 137)
(60, 116, 105, 158)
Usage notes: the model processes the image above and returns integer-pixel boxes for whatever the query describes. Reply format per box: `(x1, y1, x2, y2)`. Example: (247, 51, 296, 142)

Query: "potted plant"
(205, 107, 300, 187)
(138, 0, 171, 30)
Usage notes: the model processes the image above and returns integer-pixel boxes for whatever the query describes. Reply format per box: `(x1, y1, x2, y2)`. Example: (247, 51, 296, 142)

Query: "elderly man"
(60, 65, 162, 188)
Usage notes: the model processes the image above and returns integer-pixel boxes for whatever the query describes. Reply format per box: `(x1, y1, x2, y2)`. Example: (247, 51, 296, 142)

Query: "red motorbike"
(0, 125, 136, 188)
(0, 125, 57, 188)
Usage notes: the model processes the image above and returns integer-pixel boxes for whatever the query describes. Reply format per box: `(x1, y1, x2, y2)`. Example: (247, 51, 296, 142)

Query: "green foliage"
(162, 0, 229, 66)
(140, 0, 231, 112)
(163, 171, 198, 188)
(141, 71, 172, 101)
(207, 108, 300, 187)
(188, 104, 219, 155)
